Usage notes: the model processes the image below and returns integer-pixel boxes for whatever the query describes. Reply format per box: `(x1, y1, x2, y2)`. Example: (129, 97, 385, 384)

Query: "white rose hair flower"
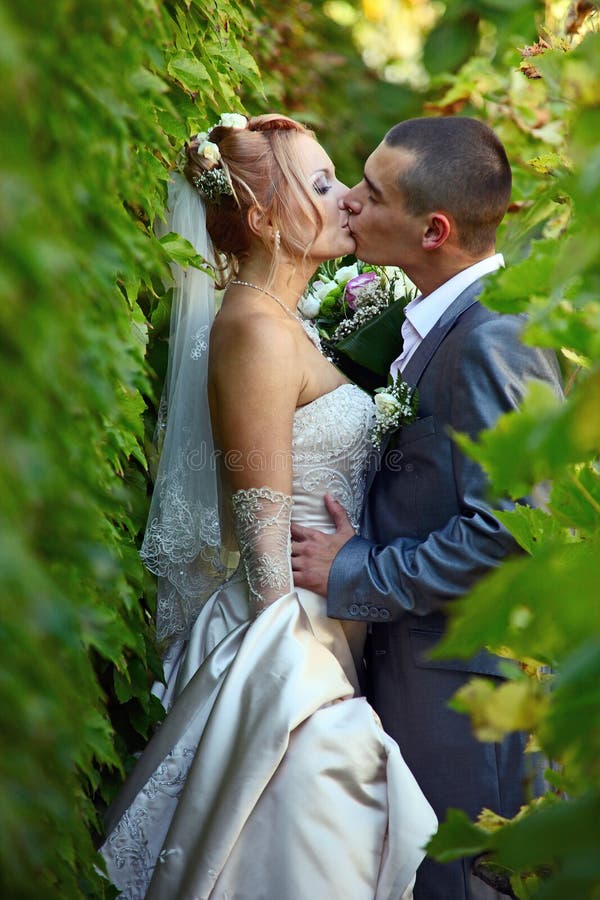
(185, 112, 251, 203)
(197, 139, 221, 164)
(218, 113, 248, 130)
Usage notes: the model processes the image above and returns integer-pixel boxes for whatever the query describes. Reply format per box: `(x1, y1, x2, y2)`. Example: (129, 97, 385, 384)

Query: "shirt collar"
(405, 253, 504, 340)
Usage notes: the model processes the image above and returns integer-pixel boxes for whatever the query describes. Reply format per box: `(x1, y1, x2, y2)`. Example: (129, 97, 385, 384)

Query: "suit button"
(379, 608, 390, 620)
(369, 606, 379, 618)
(404, 463, 414, 472)
(349, 603, 360, 616)
(359, 604, 370, 616)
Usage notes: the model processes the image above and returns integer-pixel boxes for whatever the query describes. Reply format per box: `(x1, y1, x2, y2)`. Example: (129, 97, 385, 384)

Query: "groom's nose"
(338, 193, 362, 214)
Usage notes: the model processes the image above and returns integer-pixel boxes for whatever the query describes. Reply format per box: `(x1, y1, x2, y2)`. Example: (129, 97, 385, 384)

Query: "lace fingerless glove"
(231, 487, 293, 615)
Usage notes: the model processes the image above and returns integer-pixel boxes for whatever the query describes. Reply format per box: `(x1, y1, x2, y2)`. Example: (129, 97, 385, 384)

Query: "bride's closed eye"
(313, 177, 332, 196)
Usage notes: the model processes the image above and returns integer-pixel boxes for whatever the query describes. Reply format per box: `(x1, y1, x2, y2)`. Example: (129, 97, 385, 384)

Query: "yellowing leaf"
(451, 678, 547, 742)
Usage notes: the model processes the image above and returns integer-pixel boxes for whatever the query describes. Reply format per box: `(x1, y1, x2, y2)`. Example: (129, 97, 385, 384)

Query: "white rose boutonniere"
(370, 375, 418, 449)
(374, 391, 402, 417)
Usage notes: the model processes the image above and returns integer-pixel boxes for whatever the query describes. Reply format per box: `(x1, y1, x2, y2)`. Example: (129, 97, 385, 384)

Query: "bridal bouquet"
(298, 259, 417, 378)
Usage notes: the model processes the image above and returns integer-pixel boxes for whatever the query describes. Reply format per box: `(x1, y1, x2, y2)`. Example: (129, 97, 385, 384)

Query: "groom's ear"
(422, 212, 451, 251)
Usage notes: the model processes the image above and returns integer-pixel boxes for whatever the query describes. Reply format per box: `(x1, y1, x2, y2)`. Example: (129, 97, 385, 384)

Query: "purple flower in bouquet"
(299, 259, 417, 355)
(344, 271, 379, 310)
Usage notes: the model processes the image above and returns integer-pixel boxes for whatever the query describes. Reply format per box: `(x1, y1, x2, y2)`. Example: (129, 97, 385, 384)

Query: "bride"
(101, 113, 436, 899)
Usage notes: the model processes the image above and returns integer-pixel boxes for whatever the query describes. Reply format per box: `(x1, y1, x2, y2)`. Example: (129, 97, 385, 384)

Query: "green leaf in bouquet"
(319, 284, 345, 315)
(335, 299, 406, 377)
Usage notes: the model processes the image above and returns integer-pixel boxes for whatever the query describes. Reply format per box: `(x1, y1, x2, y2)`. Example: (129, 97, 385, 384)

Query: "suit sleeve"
(327, 316, 563, 621)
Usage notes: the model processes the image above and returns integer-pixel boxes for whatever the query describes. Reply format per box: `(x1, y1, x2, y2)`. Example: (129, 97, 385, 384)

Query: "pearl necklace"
(230, 280, 304, 323)
(229, 279, 322, 351)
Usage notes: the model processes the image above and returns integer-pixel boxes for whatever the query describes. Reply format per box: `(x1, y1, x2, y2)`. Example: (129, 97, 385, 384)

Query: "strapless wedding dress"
(101, 384, 436, 899)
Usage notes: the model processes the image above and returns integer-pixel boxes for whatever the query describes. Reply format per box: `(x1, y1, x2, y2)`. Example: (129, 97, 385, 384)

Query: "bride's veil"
(140, 174, 236, 642)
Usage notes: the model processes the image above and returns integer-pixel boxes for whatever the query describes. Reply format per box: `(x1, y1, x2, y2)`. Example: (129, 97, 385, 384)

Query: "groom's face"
(343, 143, 424, 268)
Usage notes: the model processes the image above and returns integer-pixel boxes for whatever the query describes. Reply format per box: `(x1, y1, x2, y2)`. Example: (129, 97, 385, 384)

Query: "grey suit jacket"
(327, 279, 562, 856)
(328, 279, 562, 631)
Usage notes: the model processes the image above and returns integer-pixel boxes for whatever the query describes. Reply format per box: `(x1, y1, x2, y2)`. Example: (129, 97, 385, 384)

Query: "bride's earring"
(274, 229, 281, 252)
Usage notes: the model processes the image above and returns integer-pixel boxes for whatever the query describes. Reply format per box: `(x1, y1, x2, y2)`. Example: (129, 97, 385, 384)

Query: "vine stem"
(563, 364, 582, 396)
(568, 469, 600, 516)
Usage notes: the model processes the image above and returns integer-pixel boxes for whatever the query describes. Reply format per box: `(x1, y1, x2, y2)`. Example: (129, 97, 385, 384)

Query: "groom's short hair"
(385, 117, 512, 254)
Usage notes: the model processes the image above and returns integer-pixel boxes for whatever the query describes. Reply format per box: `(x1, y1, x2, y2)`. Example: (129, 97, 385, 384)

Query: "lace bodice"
(232, 384, 375, 613)
(291, 383, 375, 532)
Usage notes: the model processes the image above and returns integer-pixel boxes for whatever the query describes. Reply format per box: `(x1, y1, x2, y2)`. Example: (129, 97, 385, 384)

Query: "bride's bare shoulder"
(210, 305, 299, 370)
(209, 307, 303, 427)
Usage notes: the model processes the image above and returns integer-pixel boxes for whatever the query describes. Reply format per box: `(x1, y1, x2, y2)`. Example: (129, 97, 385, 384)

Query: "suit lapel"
(364, 431, 392, 495)
(364, 280, 483, 498)
(401, 279, 483, 388)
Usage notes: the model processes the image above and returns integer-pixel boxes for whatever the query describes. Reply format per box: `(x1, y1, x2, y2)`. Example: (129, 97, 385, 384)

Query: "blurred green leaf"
(427, 808, 492, 862)
(423, 16, 480, 76)
(434, 540, 600, 665)
(453, 374, 600, 498)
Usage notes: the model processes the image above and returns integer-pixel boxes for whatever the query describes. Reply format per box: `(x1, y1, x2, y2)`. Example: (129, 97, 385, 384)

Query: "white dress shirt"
(390, 253, 504, 378)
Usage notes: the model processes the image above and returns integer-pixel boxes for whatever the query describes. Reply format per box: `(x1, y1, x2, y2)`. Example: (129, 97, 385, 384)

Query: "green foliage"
(0, 0, 268, 895)
(242, 1, 424, 185)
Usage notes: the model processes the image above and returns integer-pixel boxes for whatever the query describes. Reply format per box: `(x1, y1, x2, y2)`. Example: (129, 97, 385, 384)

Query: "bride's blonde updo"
(183, 114, 323, 284)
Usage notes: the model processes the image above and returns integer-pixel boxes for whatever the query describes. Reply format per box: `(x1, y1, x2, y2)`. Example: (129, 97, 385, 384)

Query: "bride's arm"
(209, 314, 303, 615)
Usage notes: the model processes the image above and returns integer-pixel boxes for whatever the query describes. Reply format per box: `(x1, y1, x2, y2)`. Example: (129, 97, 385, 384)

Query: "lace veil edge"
(141, 174, 237, 642)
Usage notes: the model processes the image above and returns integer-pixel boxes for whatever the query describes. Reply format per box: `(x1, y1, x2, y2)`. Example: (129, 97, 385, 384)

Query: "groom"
(291, 117, 562, 899)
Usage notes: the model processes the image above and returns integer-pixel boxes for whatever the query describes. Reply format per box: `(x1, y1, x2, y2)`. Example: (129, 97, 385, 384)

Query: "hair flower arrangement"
(188, 111, 249, 202)
(192, 168, 233, 201)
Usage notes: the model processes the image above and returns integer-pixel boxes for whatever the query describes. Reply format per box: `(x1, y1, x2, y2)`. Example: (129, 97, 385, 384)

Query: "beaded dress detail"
(101, 384, 436, 900)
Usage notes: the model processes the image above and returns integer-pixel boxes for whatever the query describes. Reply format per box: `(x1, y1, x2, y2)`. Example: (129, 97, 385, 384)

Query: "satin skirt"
(101, 576, 437, 899)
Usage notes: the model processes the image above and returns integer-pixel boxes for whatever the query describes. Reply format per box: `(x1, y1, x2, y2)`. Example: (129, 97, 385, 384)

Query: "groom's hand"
(290, 494, 356, 596)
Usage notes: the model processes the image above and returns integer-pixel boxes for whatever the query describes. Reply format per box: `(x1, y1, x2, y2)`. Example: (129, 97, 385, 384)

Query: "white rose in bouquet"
(298, 291, 322, 319)
(311, 279, 338, 302)
(334, 263, 360, 284)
